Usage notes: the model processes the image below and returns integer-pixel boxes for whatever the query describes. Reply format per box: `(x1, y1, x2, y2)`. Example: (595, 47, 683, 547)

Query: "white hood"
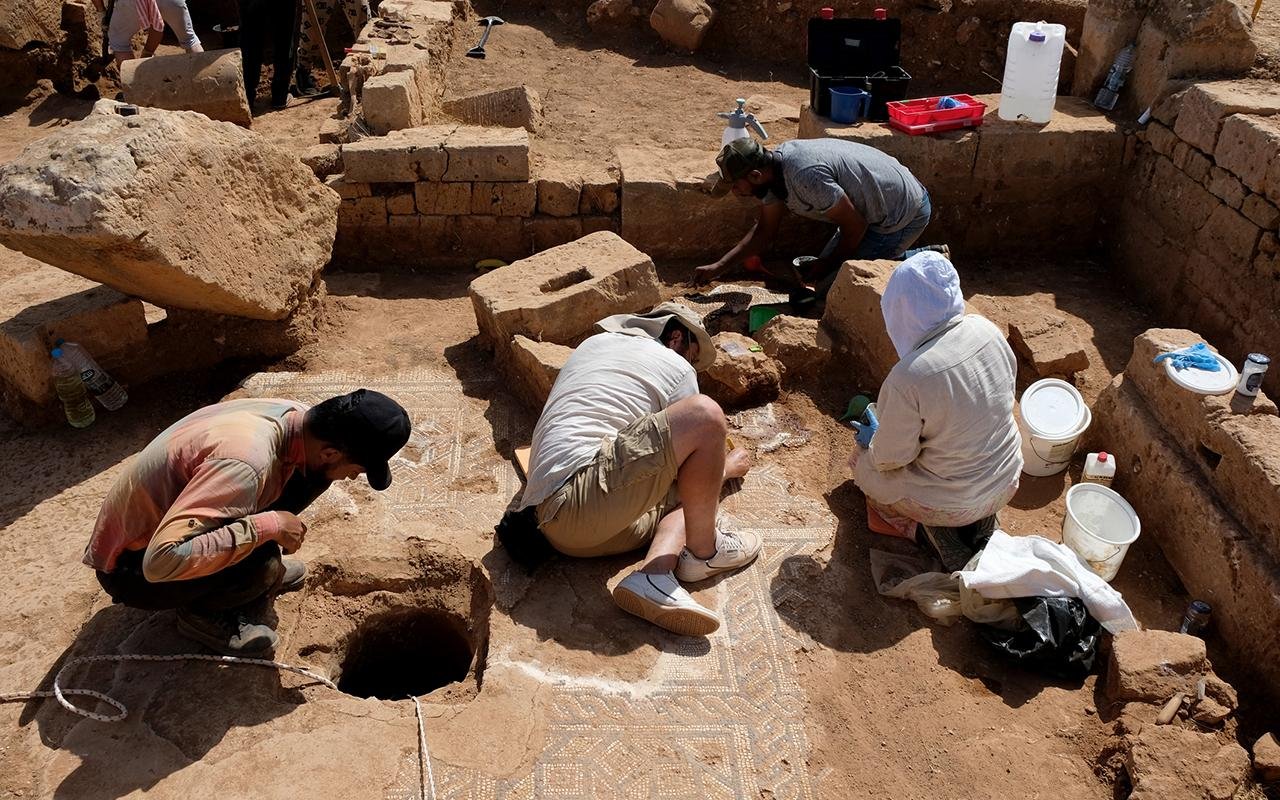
(881, 252, 966, 358)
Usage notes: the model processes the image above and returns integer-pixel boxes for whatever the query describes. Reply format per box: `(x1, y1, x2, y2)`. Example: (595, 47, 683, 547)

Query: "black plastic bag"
(978, 596, 1101, 678)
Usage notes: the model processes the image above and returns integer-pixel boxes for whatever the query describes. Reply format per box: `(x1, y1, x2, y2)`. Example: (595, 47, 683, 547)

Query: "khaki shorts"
(536, 411, 681, 557)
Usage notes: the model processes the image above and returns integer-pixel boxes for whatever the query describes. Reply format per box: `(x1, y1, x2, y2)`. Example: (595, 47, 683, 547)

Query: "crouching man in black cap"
(84, 390, 411, 655)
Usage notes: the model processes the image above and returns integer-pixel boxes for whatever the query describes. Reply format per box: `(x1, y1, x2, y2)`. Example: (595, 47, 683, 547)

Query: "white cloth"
(958, 530, 1139, 634)
(519, 332, 698, 510)
(881, 251, 966, 358)
(854, 314, 1023, 514)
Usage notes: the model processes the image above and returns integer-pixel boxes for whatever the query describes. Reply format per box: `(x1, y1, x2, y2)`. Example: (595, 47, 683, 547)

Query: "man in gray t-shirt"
(695, 137, 936, 295)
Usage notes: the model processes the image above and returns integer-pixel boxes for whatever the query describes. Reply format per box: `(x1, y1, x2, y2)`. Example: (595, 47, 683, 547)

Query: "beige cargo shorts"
(535, 411, 681, 557)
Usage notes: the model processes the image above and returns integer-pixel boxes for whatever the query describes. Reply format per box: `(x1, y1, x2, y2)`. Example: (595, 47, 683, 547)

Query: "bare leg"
(639, 402, 753, 575)
(141, 29, 163, 57)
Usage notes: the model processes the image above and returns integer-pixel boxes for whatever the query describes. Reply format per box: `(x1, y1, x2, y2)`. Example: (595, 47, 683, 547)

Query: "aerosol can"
(718, 98, 768, 147)
(1094, 44, 1135, 111)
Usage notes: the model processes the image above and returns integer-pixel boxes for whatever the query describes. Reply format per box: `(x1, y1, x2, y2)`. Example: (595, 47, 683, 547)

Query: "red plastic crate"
(885, 94, 987, 135)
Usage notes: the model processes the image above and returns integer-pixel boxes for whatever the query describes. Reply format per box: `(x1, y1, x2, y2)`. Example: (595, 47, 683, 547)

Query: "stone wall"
(799, 94, 1126, 258)
(1090, 329, 1280, 703)
(329, 126, 622, 268)
(1116, 80, 1280, 396)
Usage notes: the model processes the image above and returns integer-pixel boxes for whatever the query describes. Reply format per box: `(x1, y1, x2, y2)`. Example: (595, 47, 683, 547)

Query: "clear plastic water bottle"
(56, 339, 128, 411)
(51, 348, 95, 429)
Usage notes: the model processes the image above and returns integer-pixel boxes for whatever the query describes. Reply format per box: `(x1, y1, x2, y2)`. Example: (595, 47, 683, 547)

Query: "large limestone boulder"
(0, 0, 61, 50)
(650, 0, 715, 52)
(0, 103, 338, 320)
(121, 49, 253, 128)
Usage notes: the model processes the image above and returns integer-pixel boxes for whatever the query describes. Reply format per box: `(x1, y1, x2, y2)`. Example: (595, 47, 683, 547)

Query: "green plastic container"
(748, 305, 783, 333)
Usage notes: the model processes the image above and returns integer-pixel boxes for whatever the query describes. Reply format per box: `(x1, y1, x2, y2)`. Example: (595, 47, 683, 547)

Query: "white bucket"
(1062, 483, 1141, 581)
(1019, 378, 1091, 476)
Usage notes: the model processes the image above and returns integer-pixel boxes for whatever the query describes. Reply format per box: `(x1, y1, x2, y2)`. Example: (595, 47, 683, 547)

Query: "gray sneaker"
(277, 558, 306, 594)
(176, 609, 278, 656)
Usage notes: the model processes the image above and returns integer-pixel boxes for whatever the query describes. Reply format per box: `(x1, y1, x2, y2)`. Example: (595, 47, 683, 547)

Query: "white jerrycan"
(998, 21, 1067, 123)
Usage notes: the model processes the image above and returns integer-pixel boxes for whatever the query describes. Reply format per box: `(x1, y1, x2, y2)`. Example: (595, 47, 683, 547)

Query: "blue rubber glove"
(851, 407, 879, 448)
(1152, 342, 1221, 372)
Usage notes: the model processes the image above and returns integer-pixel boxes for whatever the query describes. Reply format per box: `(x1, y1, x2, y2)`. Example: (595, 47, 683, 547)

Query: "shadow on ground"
(17, 603, 307, 799)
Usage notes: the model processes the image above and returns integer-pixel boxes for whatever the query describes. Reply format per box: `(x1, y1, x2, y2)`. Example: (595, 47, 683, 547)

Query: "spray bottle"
(1093, 44, 1135, 111)
(717, 98, 768, 148)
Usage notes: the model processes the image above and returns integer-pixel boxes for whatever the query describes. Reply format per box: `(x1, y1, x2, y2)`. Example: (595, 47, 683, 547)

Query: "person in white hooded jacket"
(848, 252, 1023, 569)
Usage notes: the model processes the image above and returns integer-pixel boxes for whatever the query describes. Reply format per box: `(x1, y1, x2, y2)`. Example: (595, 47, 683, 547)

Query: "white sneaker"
(612, 571, 721, 636)
(675, 528, 762, 583)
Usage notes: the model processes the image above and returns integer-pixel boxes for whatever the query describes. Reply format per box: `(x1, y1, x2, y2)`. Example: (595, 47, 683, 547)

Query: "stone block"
(0, 0, 60, 50)
(471, 181, 536, 217)
(377, 0, 453, 25)
(469, 231, 661, 349)
(580, 166, 621, 214)
(1071, 0, 1147, 101)
(536, 165, 583, 217)
(382, 45, 434, 109)
(616, 146, 759, 261)
(454, 216, 526, 262)
(442, 86, 542, 132)
(524, 217, 584, 251)
(414, 181, 471, 215)
(319, 117, 348, 145)
(754, 315, 832, 380)
(0, 263, 146, 421)
(650, 0, 715, 52)
(0, 103, 336, 321)
(581, 215, 618, 235)
(1195, 204, 1260, 268)
(362, 70, 423, 135)
(1215, 114, 1280, 193)
(1255, 733, 1280, 782)
(441, 127, 530, 182)
(701, 332, 781, 408)
(1209, 413, 1280, 563)
(799, 106, 979, 188)
(1123, 328, 1278, 460)
(1144, 122, 1178, 157)
(1105, 630, 1208, 704)
(1174, 80, 1280, 156)
(386, 191, 415, 215)
(1142, 156, 1221, 238)
(120, 49, 252, 128)
(974, 95, 1125, 183)
(302, 144, 342, 179)
(1091, 375, 1280, 705)
(1007, 312, 1090, 378)
(1206, 166, 1245, 209)
(506, 335, 572, 410)
(325, 175, 371, 199)
(341, 126, 452, 183)
(821, 260, 902, 385)
(1125, 725, 1250, 800)
(339, 195, 387, 226)
(1241, 194, 1280, 229)
(1184, 147, 1212, 183)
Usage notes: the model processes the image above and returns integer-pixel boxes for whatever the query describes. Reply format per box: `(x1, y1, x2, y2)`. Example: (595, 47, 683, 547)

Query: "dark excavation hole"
(1196, 444, 1223, 471)
(336, 608, 475, 700)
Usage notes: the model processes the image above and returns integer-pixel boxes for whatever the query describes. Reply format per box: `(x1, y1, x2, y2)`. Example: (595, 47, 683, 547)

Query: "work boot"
(613, 571, 721, 636)
(294, 66, 322, 98)
(277, 558, 306, 594)
(176, 608, 278, 656)
(675, 528, 762, 583)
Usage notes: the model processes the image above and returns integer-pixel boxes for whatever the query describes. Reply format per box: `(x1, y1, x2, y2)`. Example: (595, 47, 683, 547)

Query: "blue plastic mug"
(830, 87, 871, 123)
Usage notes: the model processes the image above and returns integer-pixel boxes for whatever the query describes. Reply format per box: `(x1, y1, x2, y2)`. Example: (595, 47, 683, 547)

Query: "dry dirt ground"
(1, 9, 1277, 799)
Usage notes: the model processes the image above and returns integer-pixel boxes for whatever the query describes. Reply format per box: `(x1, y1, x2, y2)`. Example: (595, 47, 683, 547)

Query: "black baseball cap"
(310, 389, 411, 491)
(713, 137, 770, 194)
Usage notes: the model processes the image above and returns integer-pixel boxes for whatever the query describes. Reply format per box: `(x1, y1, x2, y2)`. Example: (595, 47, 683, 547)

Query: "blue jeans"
(814, 191, 933, 298)
(822, 191, 933, 261)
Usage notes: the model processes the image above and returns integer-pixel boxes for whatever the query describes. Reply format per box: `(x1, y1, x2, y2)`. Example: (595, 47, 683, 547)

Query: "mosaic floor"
(238, 368, 835, 799)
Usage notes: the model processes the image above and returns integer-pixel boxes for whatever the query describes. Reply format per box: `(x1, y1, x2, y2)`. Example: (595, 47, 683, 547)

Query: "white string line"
(2, 653, 438, 800)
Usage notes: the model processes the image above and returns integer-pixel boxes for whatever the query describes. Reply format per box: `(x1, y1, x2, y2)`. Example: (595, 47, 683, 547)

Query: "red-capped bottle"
(819, 7, 835, 19)
(874, 7, 888, 20)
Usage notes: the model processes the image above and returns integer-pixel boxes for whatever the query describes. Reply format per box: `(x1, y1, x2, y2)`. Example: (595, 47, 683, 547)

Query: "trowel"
(466, 16, 504, 59)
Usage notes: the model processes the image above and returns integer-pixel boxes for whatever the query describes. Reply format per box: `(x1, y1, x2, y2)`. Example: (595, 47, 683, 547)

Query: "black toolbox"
(807, 15, 910, 122)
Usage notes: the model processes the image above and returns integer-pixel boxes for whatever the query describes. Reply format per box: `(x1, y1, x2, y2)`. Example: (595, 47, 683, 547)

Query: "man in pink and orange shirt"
(84, 389, 411, 655)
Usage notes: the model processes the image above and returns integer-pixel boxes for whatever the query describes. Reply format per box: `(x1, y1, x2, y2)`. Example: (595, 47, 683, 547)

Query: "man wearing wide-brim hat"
(499, 302, 761, 636)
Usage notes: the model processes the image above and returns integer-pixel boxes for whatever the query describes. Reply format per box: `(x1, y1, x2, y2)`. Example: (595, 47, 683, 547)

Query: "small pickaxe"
(466, 16, 504, 59)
